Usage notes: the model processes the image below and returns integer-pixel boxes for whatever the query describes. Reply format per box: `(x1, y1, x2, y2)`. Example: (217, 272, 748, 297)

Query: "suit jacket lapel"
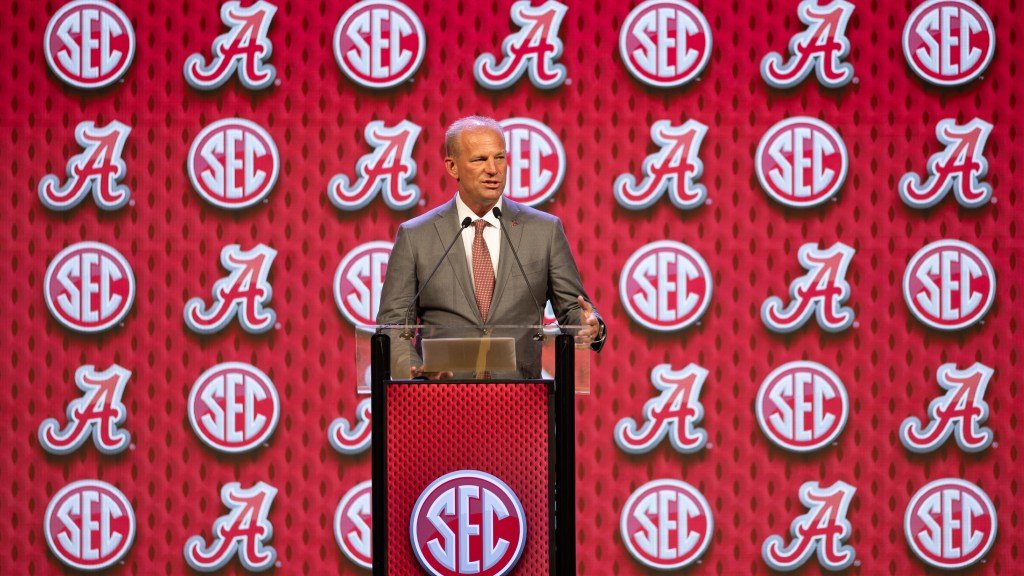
(434, 199, 482, 324)
(490, 200, 525, 322)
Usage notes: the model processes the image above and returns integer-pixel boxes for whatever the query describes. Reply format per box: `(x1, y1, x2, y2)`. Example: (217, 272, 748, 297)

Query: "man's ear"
(444, 156, 459, 180)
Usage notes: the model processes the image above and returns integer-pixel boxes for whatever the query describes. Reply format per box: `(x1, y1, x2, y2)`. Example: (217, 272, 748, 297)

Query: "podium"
(359, 325, 592, 576)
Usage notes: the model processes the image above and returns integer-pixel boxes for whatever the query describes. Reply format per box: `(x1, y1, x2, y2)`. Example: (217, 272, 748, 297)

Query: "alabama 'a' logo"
(38, 364, 131, 455)
(903, 0, 995, 86)
(500, 117, 565, 206)
(334, 0, 426, 89)
(188, 118, 280, 210)
(335, 480, 372, 569)
(620, 479, 713, 570)
(614, 363, 707, 454)
(188, 363, 280, 454)
(184, 482, 278, 572)
(329, 398, 372, 455)
(329, 120, 421, 211)
(904, 240, 994, 331)
(618, 0, 712, 88)
(900, 363, 993, 453)
(44, 0, 135, 89)
(335, 241, 392, 327)
(614, 119, 708, 210)
(761, 0, 855, 89)
(184, 1, 277, 90)
(474, 1, 568, 90)
(39, 120, 131, 211)
(762, 242, 856, 333)
(905, 478, 997, 569)
(620, 241, 712, 332)
(899, 118, 993, 209)
(45, 242, 135, 333)
(184, 244, 277, 334)
(45, 480, 136, 571)
(756, 117, 848, 208)
(756, 361, 849, 452)
(762, 481, 856, 571)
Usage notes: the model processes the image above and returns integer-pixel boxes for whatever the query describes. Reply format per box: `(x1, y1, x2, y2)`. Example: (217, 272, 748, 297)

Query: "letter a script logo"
(39, 364, 131, 455)
(188, 118, 280, 209)
(329, 120, 421, 211)
(184, 1, 277, 90)
(44, 0, 135, 89)
(184, 482, 278, 572)
(761, 242, 856, 333)
(903, 239, 995, 331)
(335, 241, 392, 327)
(334, 0, 426, 89)
(45, 480, 136, 570)
(620, 241, 712, 332)
(335, 480, 373, 569)
(619, 0, 712, 88)
(615, 363, 708, 454)
(410, 470, 527, 576)
(756, 117, 848, 208)
(899, 118, 993, 209)
(329, 398, 372, 455)
(762, 481, 857, 571)
(184, 244, 277, 334)
(614, 119, 708, 210)
(900, 362, 993, 453)
(475, 1, 568, 90)
(39, 120, 131, 211)
(761, 0, 855, 89)
(188, 363, 280, 454)
(45, 242, 135, 333)
(903, 0, 995, 86)
(620, 479, 713, 570)
(905, 478, 997, 569)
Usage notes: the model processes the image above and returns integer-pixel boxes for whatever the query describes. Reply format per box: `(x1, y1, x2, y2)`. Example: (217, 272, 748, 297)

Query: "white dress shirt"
(455, 193, 501, 291)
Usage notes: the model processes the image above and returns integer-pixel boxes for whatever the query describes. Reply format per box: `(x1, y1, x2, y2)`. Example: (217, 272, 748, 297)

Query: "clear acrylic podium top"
(354, 324, 593, 394)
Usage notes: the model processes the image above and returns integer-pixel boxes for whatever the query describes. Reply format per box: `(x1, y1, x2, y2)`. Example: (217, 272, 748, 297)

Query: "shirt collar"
(454, 193, 502, 228)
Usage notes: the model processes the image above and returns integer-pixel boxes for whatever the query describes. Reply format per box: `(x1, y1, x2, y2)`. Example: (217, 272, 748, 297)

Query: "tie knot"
(473, 219, 488, 232)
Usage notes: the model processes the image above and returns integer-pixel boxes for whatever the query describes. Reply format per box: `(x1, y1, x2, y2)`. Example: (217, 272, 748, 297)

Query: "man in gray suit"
(376, 116, 605, 378)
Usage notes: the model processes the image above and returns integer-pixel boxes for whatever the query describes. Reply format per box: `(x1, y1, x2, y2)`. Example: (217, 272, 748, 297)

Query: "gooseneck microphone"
(492, 207, 545, 340)
(401, 216, 473, 339)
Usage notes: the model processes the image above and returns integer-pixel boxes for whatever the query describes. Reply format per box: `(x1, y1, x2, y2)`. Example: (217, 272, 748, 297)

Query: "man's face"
(445, 127, 507, 212)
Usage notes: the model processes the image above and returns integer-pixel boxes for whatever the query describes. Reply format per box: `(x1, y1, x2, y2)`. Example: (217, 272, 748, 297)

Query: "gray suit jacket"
(376, 196, 603, 377)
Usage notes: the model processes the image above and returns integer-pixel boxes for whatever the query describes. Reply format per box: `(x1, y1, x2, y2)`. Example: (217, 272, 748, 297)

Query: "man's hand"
(577, 295, 602, 342)
(409, 366, 454, 380)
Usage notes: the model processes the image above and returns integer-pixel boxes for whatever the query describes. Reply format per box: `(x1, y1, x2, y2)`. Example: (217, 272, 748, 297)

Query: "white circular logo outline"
(755, 361, 850, 453)
(44, 241, 135, 333)
(333, 0, 427, 89)
(44, 0, 136, 89)
(44, 479, 136, 571)
(903, 239, 996, 331)
(619, 240, 713, 332)
(187, 362, 280, 454)
(187, 118, 280, 210)
(620, 478, 714, 570)
(904, 477, 998, 569)
(618, 0, 713, 88)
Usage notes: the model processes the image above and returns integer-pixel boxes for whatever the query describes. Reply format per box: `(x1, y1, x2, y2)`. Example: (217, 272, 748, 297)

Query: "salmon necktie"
(472, 219, 495, 321)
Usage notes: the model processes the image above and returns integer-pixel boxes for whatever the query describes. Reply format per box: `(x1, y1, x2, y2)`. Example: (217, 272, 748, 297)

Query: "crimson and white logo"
(184, 482, 278, 572)
(45, 480, 135, 570)
(762, 481, 856, 571)
(620, 479, 713, 570)
(756, 361, 849, 453)
(335, 241, 392, 327)
(761, 242, 856, 333)
(614, 119, 708, 210)
(188, 362, 279, 454)
(903, 0, 995, 86)
(39, 120, 131, 211)
(45, 242, 135, 333)
(329, 398, 372, 455)
(44, 0, 135, 89)
(184, 1, 277, 90)
(333, 0, 426, 89)
(410, 470, 526, 576)
(335, 480, 372, 569)
(760, 0, 855, 89)
(474, 1, 568, 90)
(188, 118, 279, 210)
(618, 0, 712, 88)
(38, 364, 131, 455)
(756, 117, 847, 208)
(614, 363, 707, 454)
(620, 241, 712, 332)
(905, 478, 997, 569)
(499, 117, 565, 206)
(184, 243, 277, 334)
(329, 120, 421, 211)
(901, 362, 993, 453)
(899, 118, 993, 209)
(903, 240, 995, 331)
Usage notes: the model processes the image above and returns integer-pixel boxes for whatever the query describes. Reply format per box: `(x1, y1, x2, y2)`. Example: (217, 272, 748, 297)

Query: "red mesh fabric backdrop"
(0, 0, 1021, 575)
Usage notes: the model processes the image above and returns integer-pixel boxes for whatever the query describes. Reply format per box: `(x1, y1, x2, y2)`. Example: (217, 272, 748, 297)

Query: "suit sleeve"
(375, 223, 422, 373)
(547, 218, 606, 352)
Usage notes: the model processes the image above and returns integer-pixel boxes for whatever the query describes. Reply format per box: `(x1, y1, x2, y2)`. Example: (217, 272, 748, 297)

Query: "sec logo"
(44, 242, 134, 333)
(188, 118, 279, 210)
(620, 240, 712, 332)
(188, 362, 279, 453)
(619, 0, 712, 87)
(44, 0, 135, 89)
(756, 117, 847, 208)
(499, 117, 565, 206)
(335, 480, 372, 569)
(903, 240, 995, 331)
(903, 0, 995, 86)
(410, 470, 526, 576)
(756, 361, 849, 452)
(620, 479, 713, 570)
(335, 241, 392, 327)
(334, 0, 426, 89)
(44, 480, 135, 570)
(905, 478, 997, 569)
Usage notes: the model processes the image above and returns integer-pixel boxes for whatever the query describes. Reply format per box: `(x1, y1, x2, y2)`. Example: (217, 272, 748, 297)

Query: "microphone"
(492, 206, 545, 340)
(401, 216, 473, 339)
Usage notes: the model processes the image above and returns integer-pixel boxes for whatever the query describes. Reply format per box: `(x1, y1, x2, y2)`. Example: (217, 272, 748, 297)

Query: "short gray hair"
(444, 116, 504, 157)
